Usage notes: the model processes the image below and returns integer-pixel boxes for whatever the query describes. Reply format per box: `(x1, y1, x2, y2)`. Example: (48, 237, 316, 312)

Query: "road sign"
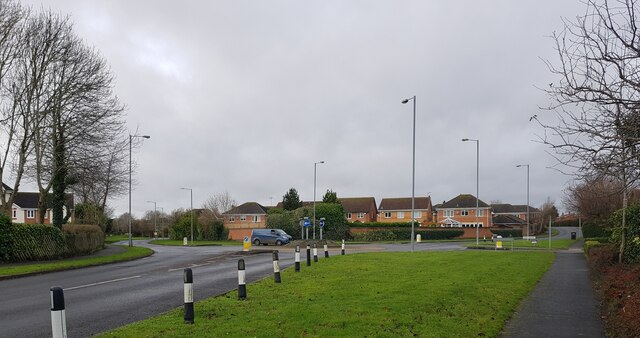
(319, 219, 325, 228)
(304, 219, 311, 227)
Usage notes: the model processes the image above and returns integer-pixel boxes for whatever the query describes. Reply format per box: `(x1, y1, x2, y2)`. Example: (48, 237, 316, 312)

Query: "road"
(0, 241, 464, 337)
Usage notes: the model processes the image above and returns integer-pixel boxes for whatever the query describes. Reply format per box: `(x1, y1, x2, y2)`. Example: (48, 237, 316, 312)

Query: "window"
(44, 210, 48, 219)
(27, 210, 35, 219)
(384, 212, 391, 218)
(357, 212, 365, 219)
(229, 216, 235, 222)
(444, 210, 453, 217)
(413, 211, 421, 218)
(240, 215, 246, 221)
(347, 213, 352, 219)
(478, 209, 484, 217)
(397, 211, 404, 219)
(461, 210, 469, 216)
(253, 216, 259, 223)
(12, 209, 17, 219)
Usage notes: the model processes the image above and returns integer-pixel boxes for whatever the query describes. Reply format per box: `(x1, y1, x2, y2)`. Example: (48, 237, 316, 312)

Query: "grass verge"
(149, 240, 241, 246)
(105, 235, 148, 244)
(0, 246, 153, 278)
(469, 238, 576, 250)
(99, 250, 554, 337)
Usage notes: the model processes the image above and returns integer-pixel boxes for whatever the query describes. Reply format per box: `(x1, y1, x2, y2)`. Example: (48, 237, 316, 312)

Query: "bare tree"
(531, 197, 559, 234)
(202, 191, 236, 217)
(564, 176, 624, 220)
(537, 0, 640, 262)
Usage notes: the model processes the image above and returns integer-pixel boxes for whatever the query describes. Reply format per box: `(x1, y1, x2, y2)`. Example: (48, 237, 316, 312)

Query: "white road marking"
(63, 276, 142, 291)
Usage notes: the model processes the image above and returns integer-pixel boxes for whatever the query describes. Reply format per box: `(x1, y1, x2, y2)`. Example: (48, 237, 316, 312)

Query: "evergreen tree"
(282, 188, 302, 211)
(322, 189, 339, 203)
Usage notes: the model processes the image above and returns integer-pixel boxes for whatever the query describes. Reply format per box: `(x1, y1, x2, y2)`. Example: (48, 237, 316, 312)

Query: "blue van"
(251, 229, 292, 246)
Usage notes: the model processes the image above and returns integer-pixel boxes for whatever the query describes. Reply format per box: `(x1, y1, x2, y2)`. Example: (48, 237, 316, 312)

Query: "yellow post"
(243, 236, 251, 251)
(496, 241, 503, 249)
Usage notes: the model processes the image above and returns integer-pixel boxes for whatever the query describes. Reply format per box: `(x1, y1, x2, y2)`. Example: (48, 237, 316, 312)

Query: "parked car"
(251, 229, 292, 246)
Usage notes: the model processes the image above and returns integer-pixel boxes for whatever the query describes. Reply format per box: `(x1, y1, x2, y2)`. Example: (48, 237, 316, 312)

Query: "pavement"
(500, 239, 604, 338)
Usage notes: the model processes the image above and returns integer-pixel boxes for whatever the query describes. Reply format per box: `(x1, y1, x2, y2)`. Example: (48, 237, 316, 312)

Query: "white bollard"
(50, 286, 67, 338)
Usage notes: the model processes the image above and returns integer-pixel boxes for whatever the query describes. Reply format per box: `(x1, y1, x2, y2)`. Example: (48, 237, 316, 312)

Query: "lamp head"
(462, 138, 469, 141)
(401, 99, 409, 104)
(142, 135, 150, 139)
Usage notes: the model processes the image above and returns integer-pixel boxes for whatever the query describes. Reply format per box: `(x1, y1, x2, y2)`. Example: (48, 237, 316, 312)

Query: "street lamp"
(128, 134, 150, 247)
(402, 96, 416, 252)
(146, 200, 157, 238)
(158, 207, 164, 238)
(180, 187, 193, 245)
(313, 160, 325, 240)
(462, 138, 480, 246)
(516, 164, 530, 238)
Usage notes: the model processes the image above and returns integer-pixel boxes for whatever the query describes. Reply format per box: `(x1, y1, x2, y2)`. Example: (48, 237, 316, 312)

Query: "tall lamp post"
(462, 138, 480, 246)
(158, 207, 164, 238)
(402, 96, 416, 252)
(146, 200, 157, 238)
(516, 164, 530, 238)
(128, 134, 150, 247)
(181, 187, 193, 245)
(313, 160, 325, 240)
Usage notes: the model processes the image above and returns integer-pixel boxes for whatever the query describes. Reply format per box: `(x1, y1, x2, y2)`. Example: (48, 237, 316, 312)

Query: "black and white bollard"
(313, 244, 318, 262)
(341, 239, 345, 255)
(324, 241, 329, 258)
(50, 286, 67, 338)
(238, 259, 247, 300)
(184, 268, 194, 324)
(295, 245, 301, 272)
(306, 244, 311, 266)
(272, 251, 281, 283)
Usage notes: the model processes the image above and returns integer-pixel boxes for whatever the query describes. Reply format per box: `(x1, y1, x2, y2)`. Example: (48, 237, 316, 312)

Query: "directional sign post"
(303, 217, 310, 240)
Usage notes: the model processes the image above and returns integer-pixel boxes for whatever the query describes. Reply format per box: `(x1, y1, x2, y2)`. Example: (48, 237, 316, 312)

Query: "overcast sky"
(20, 0, 587, 217)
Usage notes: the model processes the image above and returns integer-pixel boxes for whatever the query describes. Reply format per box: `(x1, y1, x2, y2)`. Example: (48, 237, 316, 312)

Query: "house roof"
(492, 214, 526, 225)
(13, 192, 75, 209)
(438, 194, 489, 209)
(379, 197, 432, 211)
(492, 203, 539, 214)
(2, 182, 12, 192)
(224, 202, 268, 215)
(339, 197, 377, 213)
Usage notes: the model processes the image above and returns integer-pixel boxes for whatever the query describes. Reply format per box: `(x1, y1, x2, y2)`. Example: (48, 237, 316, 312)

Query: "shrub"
(554, 218, 580, 227)
(582, 221, 611, 238)
(63, 224, 105, 255)
(584, 240, 604, 256)
(610, 205, 640, 263)
(490, 229, 522, 238)
(586, 244, 618, 273)
(0, 223, 68, 261)
(353, 230, 397, 241)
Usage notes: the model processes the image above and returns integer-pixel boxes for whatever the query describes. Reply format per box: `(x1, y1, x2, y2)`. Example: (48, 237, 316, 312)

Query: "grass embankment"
(470, 238, 576, 250)
(100, 251, 554, 337)
(0, 246, 153, 278)
(149, 240, 241, 246)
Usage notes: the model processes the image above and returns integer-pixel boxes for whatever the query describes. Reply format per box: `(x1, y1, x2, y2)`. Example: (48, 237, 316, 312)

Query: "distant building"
(435, 194, 491, 228)
(378, 197, 433, 225)
(223, 202, 268, 240)
(339, 197, 378, 223)
(2, 182, 75, 224)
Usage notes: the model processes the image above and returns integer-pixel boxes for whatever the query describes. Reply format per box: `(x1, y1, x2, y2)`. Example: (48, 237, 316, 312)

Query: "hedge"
(349, 222, 420, 228)
(490, 229, 522, 238)
(0, 215, 105, 262)
(554, 218, 580, 227)
(582, 222, 611, 238)
(352, 229, 464, 241)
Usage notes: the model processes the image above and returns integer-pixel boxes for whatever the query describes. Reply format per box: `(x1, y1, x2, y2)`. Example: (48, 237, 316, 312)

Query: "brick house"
(3, 183, 75, 224)
(339, 197, 378, 222)
(436, 194, 491, 228)
(491, 203, 539, 222)
(377, 197, 433, 225)
(492, 214, 526, 228)
(223, 202, 268, 240)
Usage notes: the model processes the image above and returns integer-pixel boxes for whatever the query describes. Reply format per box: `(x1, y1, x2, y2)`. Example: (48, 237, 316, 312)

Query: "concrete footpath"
(500, 240, 604, 338)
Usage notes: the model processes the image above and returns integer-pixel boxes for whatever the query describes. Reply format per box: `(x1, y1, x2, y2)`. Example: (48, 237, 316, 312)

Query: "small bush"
(586, 244, 618, 273)
(63, 224, 105, 255)
(582, 221, 611, 238)
(585, 237, 610, 244)
(490, 229, 522, 238)
(353, 231, 397, 241)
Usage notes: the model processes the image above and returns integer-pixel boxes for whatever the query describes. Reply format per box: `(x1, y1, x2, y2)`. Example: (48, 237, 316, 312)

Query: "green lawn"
(0, 246, 153, 278)
(149, 240, 241, 246)
(470, 238, 576, 250)
(105, 235, 148, 244)
(99, 251, 554, 337)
